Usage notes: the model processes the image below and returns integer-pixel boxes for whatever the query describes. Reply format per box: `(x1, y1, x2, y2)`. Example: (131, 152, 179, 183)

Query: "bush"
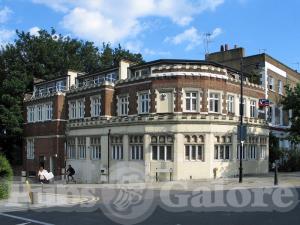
(0, 154, 13, 199)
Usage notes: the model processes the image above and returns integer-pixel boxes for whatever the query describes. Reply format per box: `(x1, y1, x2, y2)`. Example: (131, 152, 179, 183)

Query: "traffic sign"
(259, 99, 270, 107)
(237, 125, 247, 141)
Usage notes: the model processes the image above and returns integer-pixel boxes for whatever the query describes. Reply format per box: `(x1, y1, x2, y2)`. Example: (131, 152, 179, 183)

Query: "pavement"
(0, 172, 299, 225)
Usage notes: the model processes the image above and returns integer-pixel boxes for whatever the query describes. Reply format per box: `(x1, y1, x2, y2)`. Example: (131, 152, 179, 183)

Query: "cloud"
(29, 26, 41, 36)
(0, 6, 12, 23)
(32, 0, 224, 44)
(143, 48, 171, 57)
(0, 28, 15, 46)
(165, 27, 222, 51)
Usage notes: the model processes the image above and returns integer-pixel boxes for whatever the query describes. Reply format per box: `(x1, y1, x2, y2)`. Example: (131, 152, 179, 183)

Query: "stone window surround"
(116, 94, 129, 116)
(207, 89, 223, 114)
(90, 95, 101, 118)
(154, 88, 176, 114)
(182, 88, 202, 113)
(137, 90, 151, 114)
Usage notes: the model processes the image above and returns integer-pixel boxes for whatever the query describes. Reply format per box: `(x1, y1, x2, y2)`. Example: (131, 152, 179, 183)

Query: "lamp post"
(107, 129, 111, 183)
(239, 59, 244, 183)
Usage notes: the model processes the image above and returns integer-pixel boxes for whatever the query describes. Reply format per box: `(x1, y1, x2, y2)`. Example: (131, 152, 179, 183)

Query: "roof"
(129, 58, 240, 73)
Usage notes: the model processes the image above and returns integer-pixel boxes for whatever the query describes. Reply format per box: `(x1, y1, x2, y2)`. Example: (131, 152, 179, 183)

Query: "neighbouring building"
(23, 59, 269, 183)
(23, 70, 81, 176)
(206, 45, 300, 151)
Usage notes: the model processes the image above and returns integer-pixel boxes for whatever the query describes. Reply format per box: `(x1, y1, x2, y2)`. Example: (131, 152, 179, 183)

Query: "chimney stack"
(220, 45, 224, 52)
(225, 44, 229, 51)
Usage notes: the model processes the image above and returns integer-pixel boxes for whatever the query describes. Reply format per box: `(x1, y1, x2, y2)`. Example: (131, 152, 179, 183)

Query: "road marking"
(16, 222, 31, 225)
(0, 213, 54, 225)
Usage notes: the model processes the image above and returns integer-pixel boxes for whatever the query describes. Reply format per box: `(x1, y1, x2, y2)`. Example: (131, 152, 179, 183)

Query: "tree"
(0, 28, 144, 164)
(282, 83, 300, 144)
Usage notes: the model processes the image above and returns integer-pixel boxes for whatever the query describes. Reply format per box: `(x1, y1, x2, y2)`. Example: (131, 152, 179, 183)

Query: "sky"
(0, 0, 300, 70)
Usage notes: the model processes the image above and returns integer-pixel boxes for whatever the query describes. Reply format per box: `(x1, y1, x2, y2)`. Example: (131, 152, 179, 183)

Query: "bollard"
(274, 164, 278, 186)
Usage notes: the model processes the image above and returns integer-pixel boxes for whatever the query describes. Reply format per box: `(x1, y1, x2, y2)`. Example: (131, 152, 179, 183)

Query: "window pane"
(166, 146, 172, 160)
(185, 145, 190, 160)
(159, 146, 165, 160)
(152, 146, 157, 160)
(192, 145, 196, 160)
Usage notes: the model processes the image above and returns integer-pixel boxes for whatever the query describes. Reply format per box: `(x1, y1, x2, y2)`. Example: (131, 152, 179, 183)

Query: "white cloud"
(0, 6, 12, 23)
(143, 48, 171, 57)
(29, 26, 41, 36)
(165, 26, 222, 51)
(0, 28, 15, 46)
(32, 0, 224, 44)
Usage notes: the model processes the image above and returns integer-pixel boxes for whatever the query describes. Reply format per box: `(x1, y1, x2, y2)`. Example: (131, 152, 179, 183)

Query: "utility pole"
(239, 59, 244, 183)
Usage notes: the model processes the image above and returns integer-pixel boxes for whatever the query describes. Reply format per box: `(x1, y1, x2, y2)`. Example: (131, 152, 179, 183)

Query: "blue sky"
(0, 0, 299, 70)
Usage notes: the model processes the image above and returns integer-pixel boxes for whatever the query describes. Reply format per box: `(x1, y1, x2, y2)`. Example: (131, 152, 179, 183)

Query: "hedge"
(0, 154, 13, 200)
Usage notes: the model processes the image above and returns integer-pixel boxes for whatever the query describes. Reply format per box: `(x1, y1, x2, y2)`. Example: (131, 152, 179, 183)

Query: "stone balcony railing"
(67, 114, 268, 129)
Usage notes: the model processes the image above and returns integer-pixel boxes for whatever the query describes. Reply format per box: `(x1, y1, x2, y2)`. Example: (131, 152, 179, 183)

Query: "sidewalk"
(2, 172, 299, 213)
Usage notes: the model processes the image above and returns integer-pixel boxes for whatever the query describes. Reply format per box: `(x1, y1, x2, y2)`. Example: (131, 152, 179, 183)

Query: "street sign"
(237, 125, 247, 141)
(259, 99, 270, 107)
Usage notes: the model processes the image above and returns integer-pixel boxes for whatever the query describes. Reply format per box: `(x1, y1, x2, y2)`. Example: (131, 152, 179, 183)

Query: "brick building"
(206, 45, 300, 150)
(23, 59, 269, 182)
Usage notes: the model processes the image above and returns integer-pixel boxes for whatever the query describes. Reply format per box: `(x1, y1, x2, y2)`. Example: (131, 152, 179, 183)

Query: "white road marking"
(16, 222, 31, 225)
(0, 213, 54, 225)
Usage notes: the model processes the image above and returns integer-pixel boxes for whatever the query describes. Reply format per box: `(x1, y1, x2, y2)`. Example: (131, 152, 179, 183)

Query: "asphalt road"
(1, 187, 299, 225)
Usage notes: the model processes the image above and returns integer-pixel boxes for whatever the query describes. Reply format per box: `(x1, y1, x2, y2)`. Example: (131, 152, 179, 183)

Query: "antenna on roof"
(204, 33, 212, 55)
(293, 62, 300, 71)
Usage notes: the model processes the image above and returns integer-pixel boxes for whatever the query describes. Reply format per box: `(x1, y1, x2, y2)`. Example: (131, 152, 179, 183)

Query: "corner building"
(65, 59, 269, 183)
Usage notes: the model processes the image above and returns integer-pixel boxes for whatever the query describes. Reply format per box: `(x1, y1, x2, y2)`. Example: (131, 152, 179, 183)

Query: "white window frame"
(260, 145, 267, 159)
(248, 145, 257, 160)
(69, 101, 77, 119)
(78, 137, 86, 159)
(130, 145, 143, 160)
(118, 95, 129, 116)
(45, 103, 53, 120)
(90, 137, 101, 160)
(185, 145, 204, 161)
(214, 145, 231, 160)
(250, 100, 257, 118)
(77, 99, 85, 119)
(26, 139, 34, 159)
(151, 145, 172, 161)
(227, 95, 235, 114)
(138, 92, 150, 114)
(67, 138, 76, 159)
(112, 145, 123, 160)
(209, 92, 221, 113)
(37, 105, 43, 121)
(28, 106, 35, 122)
(185, 91, 198, 112)
(90, 96, 101, 117)
(278, 80, 283, 95)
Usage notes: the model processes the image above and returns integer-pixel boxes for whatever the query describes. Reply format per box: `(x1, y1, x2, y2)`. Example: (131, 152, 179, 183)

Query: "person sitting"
(66, 164, 76, 183)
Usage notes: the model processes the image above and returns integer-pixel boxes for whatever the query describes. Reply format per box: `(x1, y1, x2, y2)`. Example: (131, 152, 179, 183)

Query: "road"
(0, 187, 299, 225)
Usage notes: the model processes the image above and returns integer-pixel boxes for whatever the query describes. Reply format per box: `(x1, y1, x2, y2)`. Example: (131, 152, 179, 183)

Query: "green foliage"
(279, 149, 300, 172)
(282, 83, 300, 144)
(0, 154, 13, 199)
(269, 132, 283, 164)
(0, 28, 144, 162)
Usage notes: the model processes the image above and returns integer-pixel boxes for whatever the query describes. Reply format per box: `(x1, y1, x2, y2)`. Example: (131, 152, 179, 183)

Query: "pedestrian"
(66, 164, 76, 183)
(37, 166, 48, 184)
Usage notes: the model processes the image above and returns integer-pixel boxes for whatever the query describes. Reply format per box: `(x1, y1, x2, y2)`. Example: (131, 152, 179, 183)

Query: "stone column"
(144, 134, 151, 182)
(206, 132, 215, 178)
(123, 135, 129, 161)
(232, 133, 238, 162)
(173, 133, 184, 180)
(84, 136, 91, 183)
(101, 134, 108, 183)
